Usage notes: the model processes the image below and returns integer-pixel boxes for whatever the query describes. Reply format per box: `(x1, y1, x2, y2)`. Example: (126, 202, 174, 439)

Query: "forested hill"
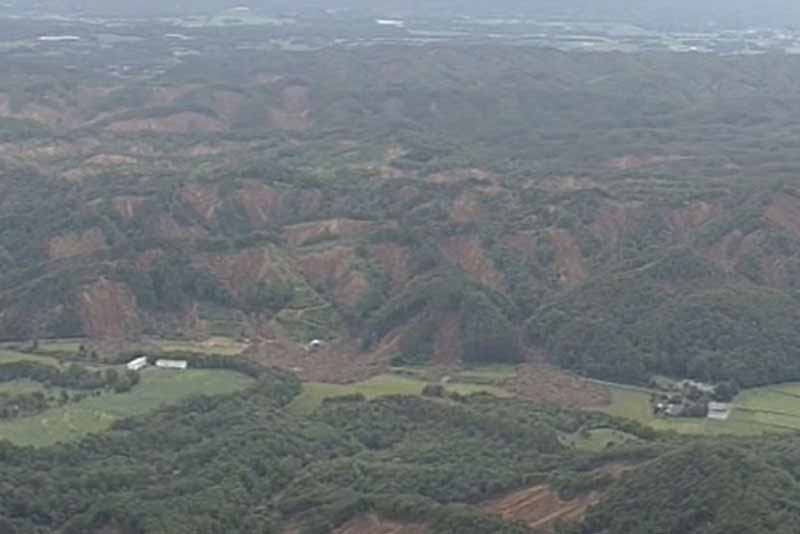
(3, 45, 800, 387)
(2, 364, 800, 534)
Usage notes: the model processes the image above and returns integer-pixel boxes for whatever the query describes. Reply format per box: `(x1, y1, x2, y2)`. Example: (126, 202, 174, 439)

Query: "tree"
(105, 368, 119, 386)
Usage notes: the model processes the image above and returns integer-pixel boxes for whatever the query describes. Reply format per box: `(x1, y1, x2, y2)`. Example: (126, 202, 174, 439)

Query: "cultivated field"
(0, 368, 254, 446)
(155, 336, 250, 356)
(287, 373, 510, 415)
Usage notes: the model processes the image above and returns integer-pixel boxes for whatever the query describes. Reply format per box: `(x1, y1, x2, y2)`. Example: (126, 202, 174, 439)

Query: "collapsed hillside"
(3, 46, 800, 385)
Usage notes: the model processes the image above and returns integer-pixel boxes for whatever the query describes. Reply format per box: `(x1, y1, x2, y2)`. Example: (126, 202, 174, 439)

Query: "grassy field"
(601, 384, 800, 436)
(0, 368, 254, 447)
(35, 339, 86, 353)
(561, 428, 641, 452)
(155, 337, 249, 356)
(0, 380, 49, 395)
(287, 374, 510, 415)
(0, 349, 61, 366)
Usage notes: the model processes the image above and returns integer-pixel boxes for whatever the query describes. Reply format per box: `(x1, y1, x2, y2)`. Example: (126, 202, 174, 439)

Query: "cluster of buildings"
(652, 379, 732, 421)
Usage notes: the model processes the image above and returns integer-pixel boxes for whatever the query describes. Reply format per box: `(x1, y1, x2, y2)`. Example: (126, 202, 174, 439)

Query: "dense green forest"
(1, 365, 799, 534)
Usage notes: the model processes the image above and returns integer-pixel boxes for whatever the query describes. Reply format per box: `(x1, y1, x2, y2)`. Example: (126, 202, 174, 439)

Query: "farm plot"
(0, 368, 254, 447)
(600, 384, 800, 436)
(287, 373, 510, 415)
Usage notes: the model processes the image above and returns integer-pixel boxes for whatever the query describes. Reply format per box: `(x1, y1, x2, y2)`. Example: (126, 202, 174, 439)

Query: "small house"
(308, 339, 323, 352)
(156, 359, 188, 370)
(678, 379, 715, 394)
(126, 356, 148, 371)
(707, 402, 732, 421)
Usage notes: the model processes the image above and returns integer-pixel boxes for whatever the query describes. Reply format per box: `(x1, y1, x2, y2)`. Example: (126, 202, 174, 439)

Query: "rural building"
(126, 356, 148, 371)
(678, 379, 715, 394)
(707, 402, 732, 421)
(155, 359, 188, 370)
(308, 339, 323, 352)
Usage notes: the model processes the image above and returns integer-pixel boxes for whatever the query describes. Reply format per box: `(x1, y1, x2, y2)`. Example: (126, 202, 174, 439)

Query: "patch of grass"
(156, 337, 249, 356)
(287, 374, 510, 415)
(729, 384, 800, 431)
(0, 349, 60, 366)
(0, 379, 49, 395)
(36, 339, 87, 353)
(0, 368, 254, 447)
(600, 385, 787, 436)
(561, 428, 640, 452)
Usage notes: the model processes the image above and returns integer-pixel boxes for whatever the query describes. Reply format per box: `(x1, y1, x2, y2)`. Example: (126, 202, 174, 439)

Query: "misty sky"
(8, 0, 800, 29)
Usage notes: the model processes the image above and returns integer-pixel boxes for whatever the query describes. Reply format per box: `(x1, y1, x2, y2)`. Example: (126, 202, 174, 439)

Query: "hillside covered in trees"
(1, 364, 800, 534)
(2, 40, 800, 386)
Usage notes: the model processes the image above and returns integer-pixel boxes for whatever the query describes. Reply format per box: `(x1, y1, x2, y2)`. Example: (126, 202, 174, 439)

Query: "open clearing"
(0, 368, 254, 447)
(561, 428, 641, 452)
(287, 373, 510, 415)
(0, 349, 61, 366)
(601, 383, 800, 436)
(155, 336, 250, 356)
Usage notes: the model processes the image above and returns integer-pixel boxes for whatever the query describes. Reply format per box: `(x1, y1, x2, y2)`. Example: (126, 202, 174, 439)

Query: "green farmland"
(601, 382, 800, 436)
(287, 373, 510, 415)
(0, 368, 254, 447)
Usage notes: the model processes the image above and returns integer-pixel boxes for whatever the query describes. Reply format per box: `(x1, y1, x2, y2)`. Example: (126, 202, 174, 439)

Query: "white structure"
(707, 402, 732, 421)
(156, 359, 188, 370)
(126, 356, 149, 371)
(38, 35, 81, 42)
(679, 379, 716, 394)
(308, 339, 323, 351)
(376, 19, 405, 28)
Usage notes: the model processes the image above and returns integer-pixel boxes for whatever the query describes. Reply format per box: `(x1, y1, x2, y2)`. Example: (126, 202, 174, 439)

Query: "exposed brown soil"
(503, 366, 610, 408)
(766, 195, 800, 238)
(286, 219, 376, 248)
(156, 215, 208, 241)
(590, 203, 632, 248)
(548, 229, 588, 288)
(82, 154, 139, 167)
(110, 196, 147, 221)
(78, 278, 141, 339)
(703, 229, 746, 272)
(449, 192, 481, 225)
(211, 90, 245, 120)
(427, 167, 497, 185)
(47, 228, 108, 260)
(180, 184, 220, 223)
(333, 515, 428, 534)
(371, 243, 412, 290)
(432, 312, 462, 365)
(607, 154, 691, 171)
(238, 181, 324, 228)
(250, 338, 389, 383)
(295, 245, 372, 313)
(238, 181, 282, 227)
(485, 485, 598, 532)
(485, 462, 641, 532)
(442, 236, 507, 293)
(202, 248, 289, 298)
(670, 201, 716, 235)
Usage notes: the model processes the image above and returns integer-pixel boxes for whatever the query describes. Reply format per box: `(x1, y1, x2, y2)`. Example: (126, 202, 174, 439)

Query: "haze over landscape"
(2, 1, 800, 534)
